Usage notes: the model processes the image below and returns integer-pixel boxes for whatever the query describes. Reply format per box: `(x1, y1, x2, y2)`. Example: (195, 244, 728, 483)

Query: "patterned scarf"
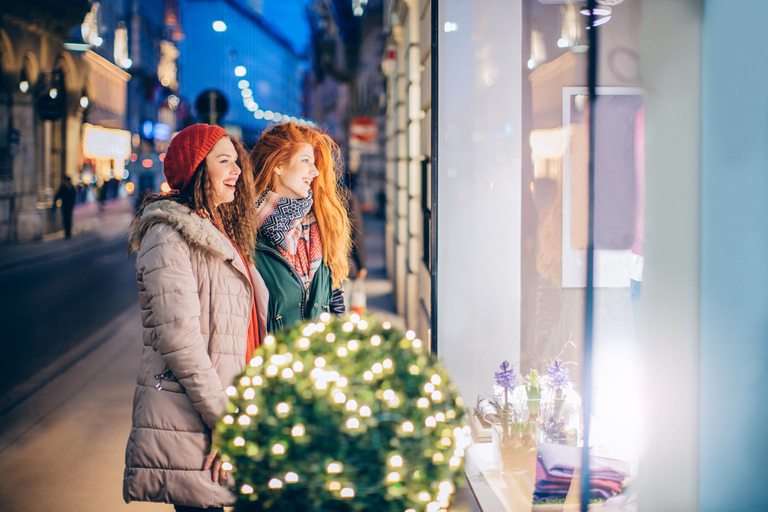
(256, 189, 323, 289)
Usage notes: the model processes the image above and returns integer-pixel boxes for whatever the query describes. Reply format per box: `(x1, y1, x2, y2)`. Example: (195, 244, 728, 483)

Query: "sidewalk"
(0, 197, 135, 272)
(359, 214, 405, 331)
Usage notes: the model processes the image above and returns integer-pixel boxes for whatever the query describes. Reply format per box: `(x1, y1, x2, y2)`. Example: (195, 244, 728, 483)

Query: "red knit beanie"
(164, 124, 228, 192)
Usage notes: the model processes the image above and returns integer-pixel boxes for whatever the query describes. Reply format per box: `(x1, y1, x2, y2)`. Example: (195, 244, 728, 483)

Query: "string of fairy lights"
(233, 65, 316, 127)
(216, 312, 471, 511)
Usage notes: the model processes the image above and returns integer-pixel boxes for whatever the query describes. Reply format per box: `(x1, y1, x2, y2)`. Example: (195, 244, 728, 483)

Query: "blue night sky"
(260, 0, 313, 54)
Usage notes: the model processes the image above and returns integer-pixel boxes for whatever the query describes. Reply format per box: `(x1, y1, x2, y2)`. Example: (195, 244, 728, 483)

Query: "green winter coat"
(255, 239, 342, 334)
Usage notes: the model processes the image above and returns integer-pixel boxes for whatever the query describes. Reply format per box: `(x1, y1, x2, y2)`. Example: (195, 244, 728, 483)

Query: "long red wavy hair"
(250, 123, 350, 287)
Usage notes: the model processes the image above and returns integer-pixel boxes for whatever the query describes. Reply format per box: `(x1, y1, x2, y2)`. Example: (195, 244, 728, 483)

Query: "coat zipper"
(258, 244, 309, 319)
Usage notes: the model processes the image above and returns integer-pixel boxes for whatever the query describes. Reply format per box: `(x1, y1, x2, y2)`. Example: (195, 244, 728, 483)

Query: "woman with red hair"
(250, 122, 351, 333)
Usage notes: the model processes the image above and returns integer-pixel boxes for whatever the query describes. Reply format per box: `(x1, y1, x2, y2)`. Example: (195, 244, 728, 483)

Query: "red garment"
(164, 124, 227, 192)
(234, 247, 260, 363)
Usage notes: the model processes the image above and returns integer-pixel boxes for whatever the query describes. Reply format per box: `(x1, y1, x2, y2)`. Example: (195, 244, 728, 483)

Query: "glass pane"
(438, 0, 642, 509)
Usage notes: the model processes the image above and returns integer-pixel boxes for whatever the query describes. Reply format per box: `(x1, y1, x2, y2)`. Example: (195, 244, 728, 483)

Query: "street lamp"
(213, 20, 227, 32)
(234, 66, 247, 77)
(80, 96, 90, 109)
(19, 81, 29, 93)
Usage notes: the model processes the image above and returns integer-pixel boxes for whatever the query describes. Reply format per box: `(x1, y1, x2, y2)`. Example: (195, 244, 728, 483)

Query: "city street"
(0, 208, 467, 512)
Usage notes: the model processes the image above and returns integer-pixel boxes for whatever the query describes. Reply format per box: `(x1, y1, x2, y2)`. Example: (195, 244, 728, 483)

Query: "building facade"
(0, 0, 182, 242)
(177, 0, 309, 143)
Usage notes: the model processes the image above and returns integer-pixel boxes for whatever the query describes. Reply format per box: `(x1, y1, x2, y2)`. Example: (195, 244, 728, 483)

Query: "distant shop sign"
(82, 123, 131, 161)
(350, 116, 378, 154)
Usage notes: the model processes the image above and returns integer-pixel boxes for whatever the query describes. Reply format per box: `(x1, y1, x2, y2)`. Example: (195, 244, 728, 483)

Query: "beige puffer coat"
(123, 200, 268, 508)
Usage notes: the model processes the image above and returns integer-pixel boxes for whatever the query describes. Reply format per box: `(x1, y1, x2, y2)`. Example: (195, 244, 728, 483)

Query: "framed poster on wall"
(561, 87, 644, 288)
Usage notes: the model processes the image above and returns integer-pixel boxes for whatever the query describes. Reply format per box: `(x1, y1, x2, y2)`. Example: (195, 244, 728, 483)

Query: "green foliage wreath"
(215, 314, 468, 511)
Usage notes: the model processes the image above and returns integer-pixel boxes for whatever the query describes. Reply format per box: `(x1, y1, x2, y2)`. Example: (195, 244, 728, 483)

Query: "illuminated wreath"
(215, 313, 469, 511)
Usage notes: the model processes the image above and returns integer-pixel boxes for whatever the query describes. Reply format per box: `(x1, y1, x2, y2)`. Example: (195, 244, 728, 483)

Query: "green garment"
(255, 239, 334, 334)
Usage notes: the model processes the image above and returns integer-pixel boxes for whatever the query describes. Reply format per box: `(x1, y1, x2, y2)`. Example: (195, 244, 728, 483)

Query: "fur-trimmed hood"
(128, 199, 235, 260)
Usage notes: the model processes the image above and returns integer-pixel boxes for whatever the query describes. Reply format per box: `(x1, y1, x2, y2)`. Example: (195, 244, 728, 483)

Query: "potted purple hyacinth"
(490, 361, 537, 473)
(543, 358, 579, 446)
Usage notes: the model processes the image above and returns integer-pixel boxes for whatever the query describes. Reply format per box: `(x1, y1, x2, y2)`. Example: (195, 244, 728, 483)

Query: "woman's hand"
(203, 432, 231, 484)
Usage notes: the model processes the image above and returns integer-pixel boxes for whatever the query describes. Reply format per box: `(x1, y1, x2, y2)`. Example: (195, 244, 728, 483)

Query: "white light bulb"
(359, 406, 372, 417)
(383, 358, 393, 369)
(315, 357, 326, 368)
(238, 79, 250, 89)
(363, 371, 374, 381)
(276, 402, 290, 414)
(346, 399, 358, 411)
(329, 481, 341, 491)
(431, 375, 442, 385)
(270, 354, 286, 365)
(417, 397, 429, 408)
(372, 363, 383, 374)
(358, 320, 369, 330)
(234, 65, 247, 77)
(238, 415, 251, 426)
(449, 456, 461, 467)
(419, 492, 431, 501)
(336, 377, 348, 387)
(243, 388, 255, 400)
(412, 339, 422, 349)
(212, 20, 227, 32)
(272, 443, 285, 455)
(282, 368, 294, 379)
(425, 416, 437, 427)
(383, 389, 395, 401)
(223, 415, 234, 425)
(315, 322, 326, 332)
(250, 356, 263, 367)
(337, 347, 348, 357)
(268, 478, 283, 489)
(432, 390, 443, 401)
(436, 412, 446, 422)
(233, 437, 245, 447)
(382, 322, 392, 329)
(241, 484, 254, 494)
(326, 333, 336, 342)
(348, 339, 359, 350)
(342, 322, 354, 332)
(246, 404, 258, 415)
(389, 455, 403, 467)
(285, 472, 299, 483)
(406, 330, 416, 340)
(346, 417, 360, 429)
(402, 421, 414, 433)
(410, 365, 420, 375)
(298, 337, 310, 349)
(340, 488, 354, 498)
(370, 335, 381, 346)
(333, 392, 346, 404)
(226, 386, 237, 397)
(264, 335, 275, 345)
(433, 453, 444, 463)
(387, 471, 400, 483)
(291, 425, 305, 437)
(320, 312, 331, 322)
(266, 365, 278, 376)
(327, 462, 342, 473)
(252, 376, 263, 386)
(424, 383, 435, 393)
(221, 461, 233, 471)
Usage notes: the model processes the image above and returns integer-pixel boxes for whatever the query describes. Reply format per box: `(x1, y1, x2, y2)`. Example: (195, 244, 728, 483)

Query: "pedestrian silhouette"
(53, 176, 77, 239)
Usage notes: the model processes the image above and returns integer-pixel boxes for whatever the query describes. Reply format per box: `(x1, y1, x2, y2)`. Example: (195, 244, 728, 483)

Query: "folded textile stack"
(534, 442, 630, 501)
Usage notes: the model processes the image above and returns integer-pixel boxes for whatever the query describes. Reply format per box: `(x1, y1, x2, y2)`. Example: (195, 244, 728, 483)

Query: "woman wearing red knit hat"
(250, 122, 351, 333)
(123, 124, 268, 511)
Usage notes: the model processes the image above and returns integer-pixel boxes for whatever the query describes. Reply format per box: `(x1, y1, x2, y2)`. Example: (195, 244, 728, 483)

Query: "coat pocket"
(153, 365, 185, 394)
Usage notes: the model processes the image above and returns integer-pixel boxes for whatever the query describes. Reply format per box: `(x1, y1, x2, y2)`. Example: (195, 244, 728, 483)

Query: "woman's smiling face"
(206, 136, 241, 207)
(274, 143, 319, 199)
